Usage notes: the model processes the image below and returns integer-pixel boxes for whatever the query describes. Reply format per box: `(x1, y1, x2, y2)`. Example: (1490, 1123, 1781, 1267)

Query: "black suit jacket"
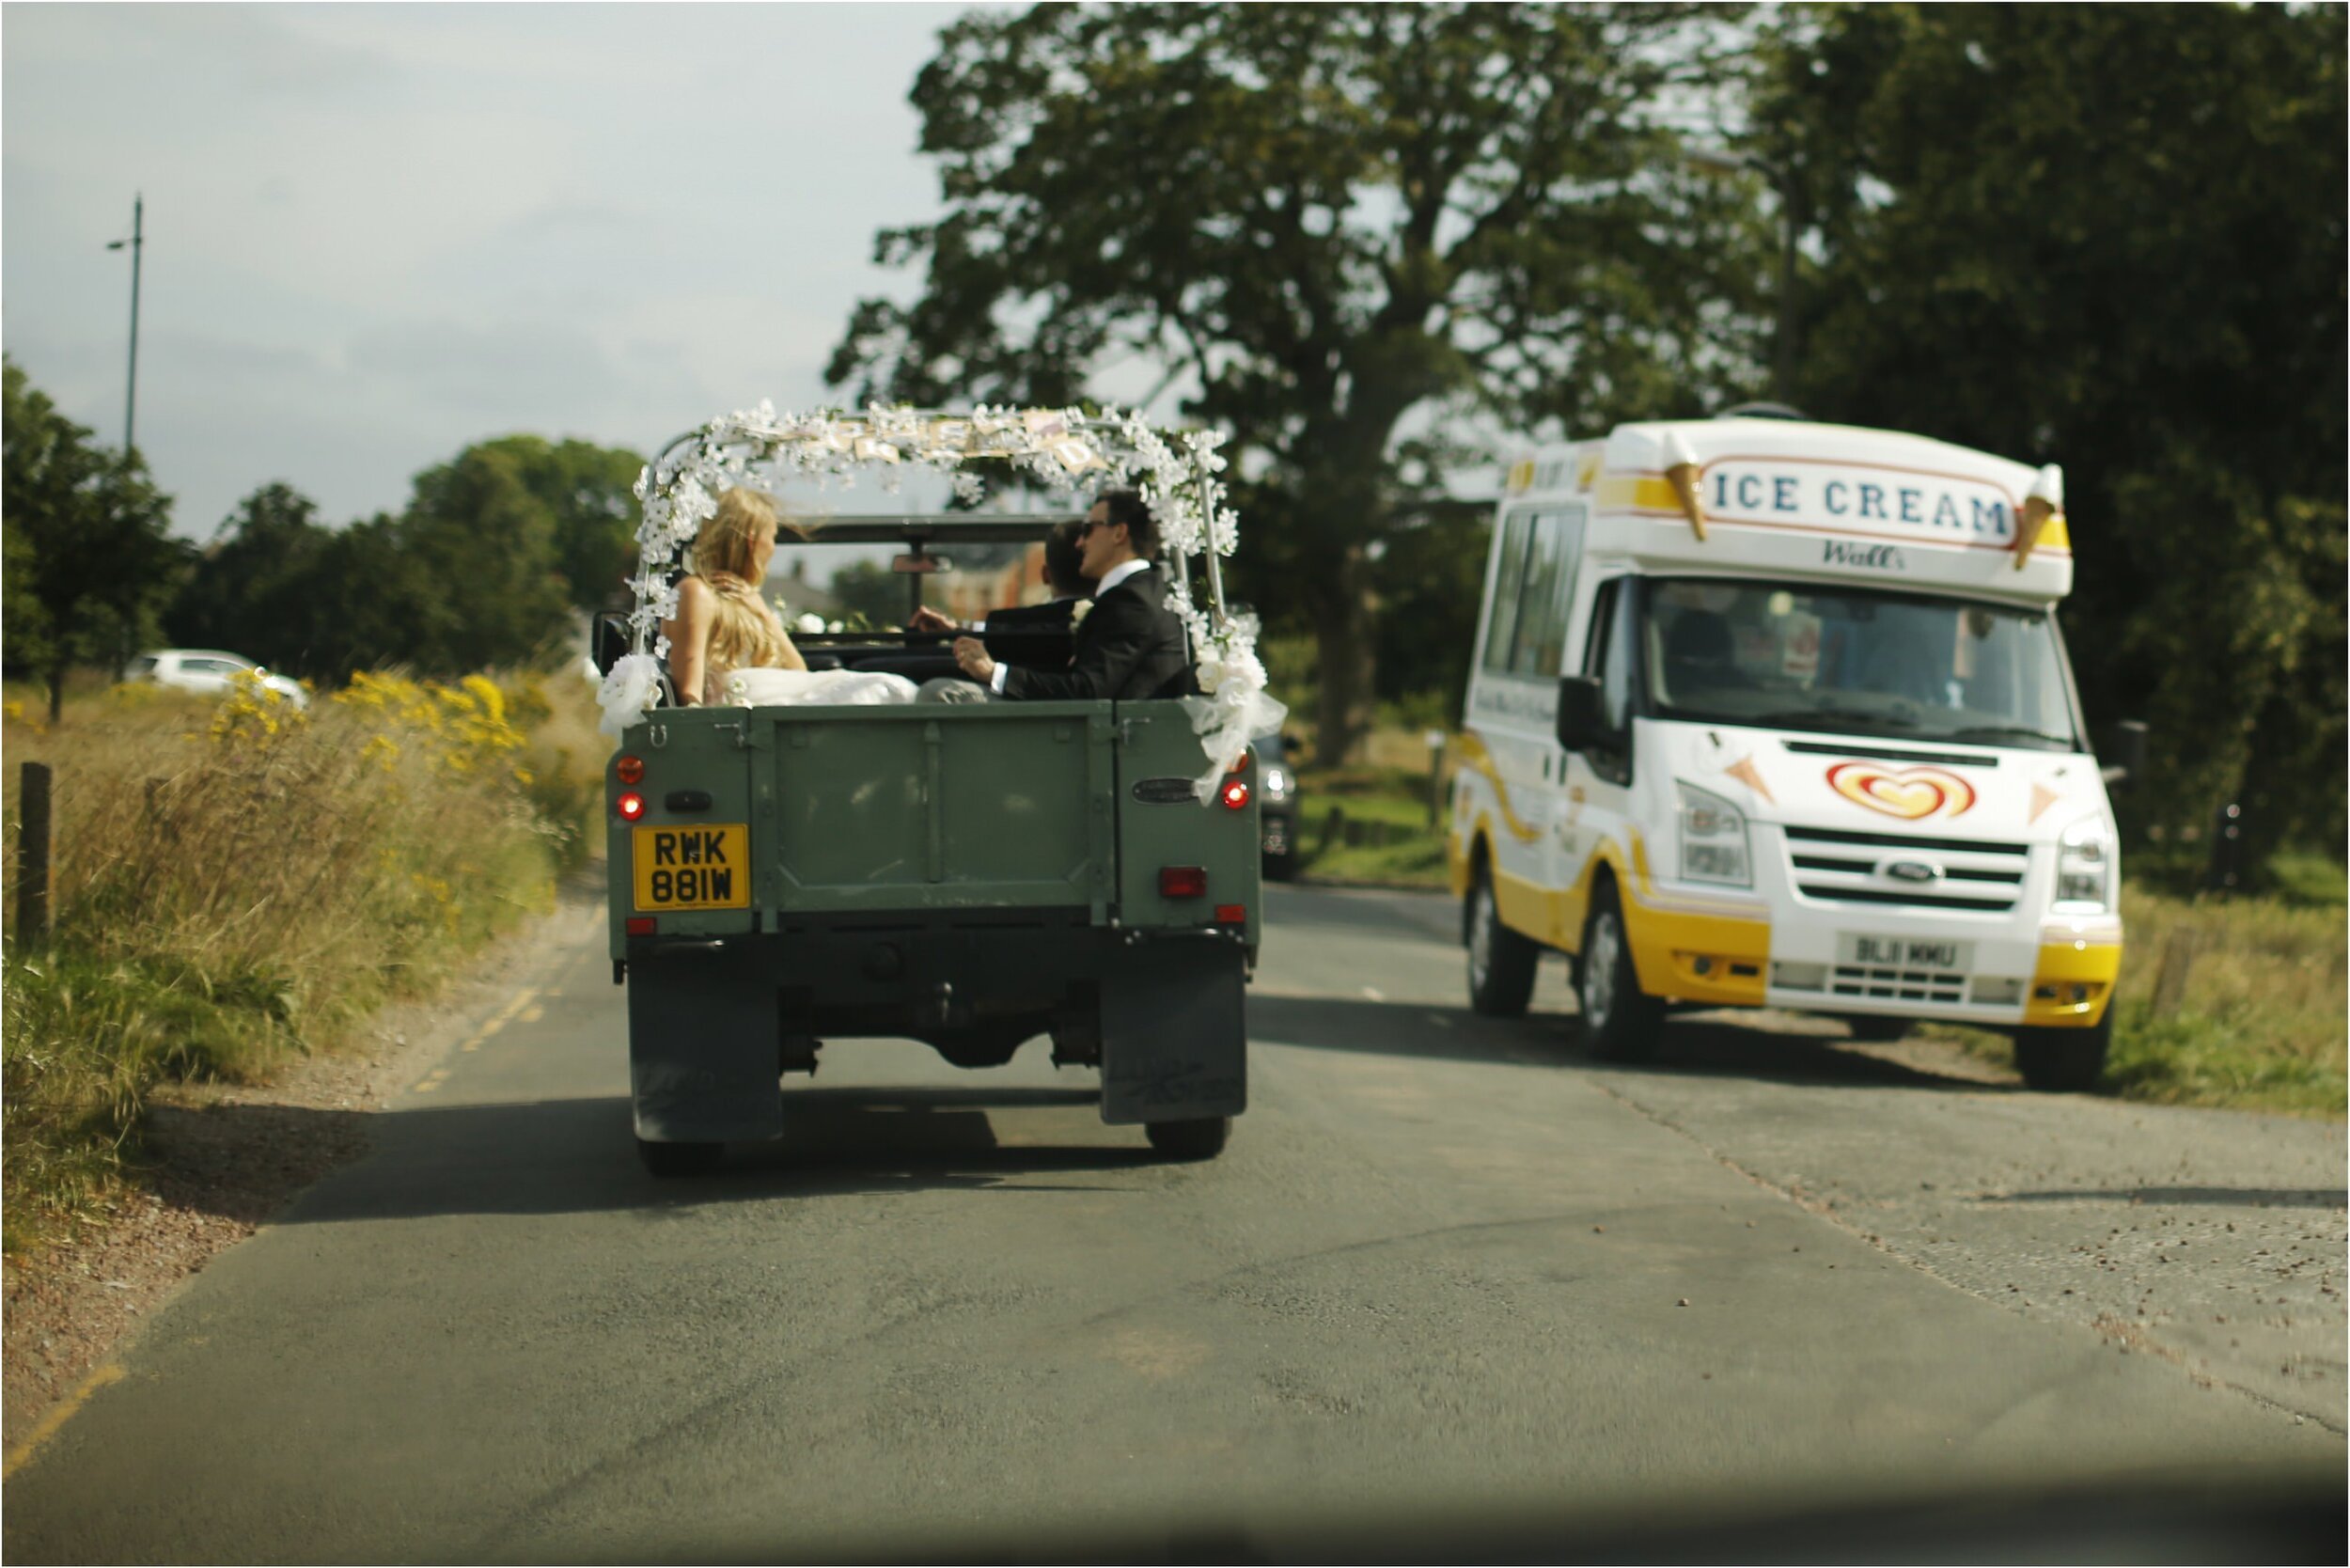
(1002, 567, 1196, 701)
(977, 596, 1081, 666)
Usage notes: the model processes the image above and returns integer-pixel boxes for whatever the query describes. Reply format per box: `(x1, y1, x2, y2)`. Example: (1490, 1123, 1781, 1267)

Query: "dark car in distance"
(1256, 730, 1299, 879)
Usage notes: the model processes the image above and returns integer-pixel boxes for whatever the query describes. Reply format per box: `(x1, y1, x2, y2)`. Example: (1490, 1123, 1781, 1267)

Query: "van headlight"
(2053, 814, 2116, 912)
(1677, 780, 1751, 887)
(1261, 766, 1292, 801)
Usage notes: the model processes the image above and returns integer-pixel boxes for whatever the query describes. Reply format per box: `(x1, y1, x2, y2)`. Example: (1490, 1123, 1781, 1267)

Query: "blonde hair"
(692, 488, 786, 586)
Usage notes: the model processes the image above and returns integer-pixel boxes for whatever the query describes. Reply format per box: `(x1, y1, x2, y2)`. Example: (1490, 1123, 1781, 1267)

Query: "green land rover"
(594, 407, 1279, 1174)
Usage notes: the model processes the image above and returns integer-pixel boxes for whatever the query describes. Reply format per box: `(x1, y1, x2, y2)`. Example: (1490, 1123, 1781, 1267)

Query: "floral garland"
(595, 404, 1281, 796)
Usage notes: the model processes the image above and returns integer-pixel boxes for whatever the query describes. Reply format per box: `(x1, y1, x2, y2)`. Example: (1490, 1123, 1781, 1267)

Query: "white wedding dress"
(722, 666, 918, 707)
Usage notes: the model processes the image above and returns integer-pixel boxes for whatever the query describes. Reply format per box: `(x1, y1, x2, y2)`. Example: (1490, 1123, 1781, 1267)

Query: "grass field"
(1287, 727, 2344, 1119)
(1, 668, 607, 1254)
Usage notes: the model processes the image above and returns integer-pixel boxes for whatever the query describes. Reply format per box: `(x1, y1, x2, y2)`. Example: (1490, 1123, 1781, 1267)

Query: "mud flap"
(1099, 938, 1246, 1124)
(626, 949, 785, 1144)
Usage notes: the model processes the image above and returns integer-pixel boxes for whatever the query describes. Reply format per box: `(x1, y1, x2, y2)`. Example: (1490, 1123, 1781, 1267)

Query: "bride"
(665, 489, 915, 707)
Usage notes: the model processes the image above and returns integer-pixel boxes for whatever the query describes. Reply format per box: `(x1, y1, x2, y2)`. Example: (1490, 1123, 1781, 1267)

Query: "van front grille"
(1782, 825, 2029, 915)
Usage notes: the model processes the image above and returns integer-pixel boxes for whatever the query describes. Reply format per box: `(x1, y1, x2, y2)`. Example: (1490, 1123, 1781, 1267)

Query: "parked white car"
(126, 649, 309, 710)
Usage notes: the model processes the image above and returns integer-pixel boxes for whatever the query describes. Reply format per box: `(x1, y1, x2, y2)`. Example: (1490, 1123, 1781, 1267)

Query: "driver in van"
(938, 490, 1196, 702)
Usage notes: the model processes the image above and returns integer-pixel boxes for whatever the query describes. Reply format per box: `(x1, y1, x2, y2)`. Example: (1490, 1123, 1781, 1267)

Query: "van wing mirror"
(2097, 718, 2148, 789)
(1556, 674, 1607, 752)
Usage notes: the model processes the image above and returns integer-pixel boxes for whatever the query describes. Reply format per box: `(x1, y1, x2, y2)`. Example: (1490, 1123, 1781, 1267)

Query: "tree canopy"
(831, 1, 1768, 760)
(3, 358, 186, 720)
(168, 434, 646, 682)
(1754, 2, 2346, 855)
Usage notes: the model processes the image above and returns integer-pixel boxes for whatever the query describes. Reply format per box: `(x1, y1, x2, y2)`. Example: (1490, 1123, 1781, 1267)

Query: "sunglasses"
(1077, 519, 1110, 539)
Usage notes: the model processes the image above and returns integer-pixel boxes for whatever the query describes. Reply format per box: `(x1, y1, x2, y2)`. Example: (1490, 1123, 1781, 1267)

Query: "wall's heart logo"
(1825, 761, 1977, 821)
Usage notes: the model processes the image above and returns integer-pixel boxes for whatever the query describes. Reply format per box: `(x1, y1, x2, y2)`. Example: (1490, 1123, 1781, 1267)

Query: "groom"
(948, 490, 1196, 701)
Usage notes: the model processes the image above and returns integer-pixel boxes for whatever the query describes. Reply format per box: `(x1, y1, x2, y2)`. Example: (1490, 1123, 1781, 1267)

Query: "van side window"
(1507, 510, 1581, 678)
(1480, 511, 1534, 675)
(1482, 507, 1587, 680)
(1582, 576, 1638, 784)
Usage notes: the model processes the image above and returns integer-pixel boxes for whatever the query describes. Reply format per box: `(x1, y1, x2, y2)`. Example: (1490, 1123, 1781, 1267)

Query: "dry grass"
(1934, 879, 2346, 1117)
(1, 669, 606, 1252)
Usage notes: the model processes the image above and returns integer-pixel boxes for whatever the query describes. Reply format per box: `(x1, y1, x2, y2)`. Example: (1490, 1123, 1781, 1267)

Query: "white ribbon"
(597, 652, 663, 737)
(1182, 641, 1288, 803)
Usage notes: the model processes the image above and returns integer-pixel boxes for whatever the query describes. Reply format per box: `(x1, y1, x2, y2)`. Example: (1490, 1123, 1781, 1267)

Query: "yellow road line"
(459, 987, 539, 1054)
(4, 1363, 124, 1480)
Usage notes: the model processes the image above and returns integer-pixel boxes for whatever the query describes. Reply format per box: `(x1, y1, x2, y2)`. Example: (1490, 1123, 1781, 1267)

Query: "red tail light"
(625, 917, 657, 936)
(1160, 866, 1207, 898)
(1227, 748, 1252, 774)
(616, 754, 645, 784)
(1219, 778, 1250, 810)
(617, 791, 647, 822)
(1214, 903, 1247, 925)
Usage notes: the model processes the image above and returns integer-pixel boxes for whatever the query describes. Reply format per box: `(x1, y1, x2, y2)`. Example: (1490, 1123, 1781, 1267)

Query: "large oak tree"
(1753, 3, 2345, 858)
(831, 2, 1767, 759)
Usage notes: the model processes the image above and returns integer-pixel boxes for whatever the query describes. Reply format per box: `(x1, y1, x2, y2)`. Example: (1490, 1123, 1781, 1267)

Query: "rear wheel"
(637, 1138, 724, 1177)
(1466, 866, 1540, 1018)
(1145, 1117, 1230, 1161)
(2014, 1011, 2111, 1092)
(1578, 881, 1665, 1062)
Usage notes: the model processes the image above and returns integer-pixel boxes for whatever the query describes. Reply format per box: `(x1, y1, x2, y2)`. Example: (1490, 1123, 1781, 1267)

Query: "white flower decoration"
(596, 652, 663, 738)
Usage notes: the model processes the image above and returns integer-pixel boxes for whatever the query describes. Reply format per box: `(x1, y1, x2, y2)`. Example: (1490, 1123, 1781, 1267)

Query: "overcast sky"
(4, 2, 978, 540)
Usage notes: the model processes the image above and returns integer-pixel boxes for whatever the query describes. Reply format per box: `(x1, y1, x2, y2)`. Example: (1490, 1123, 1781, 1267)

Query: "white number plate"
(1839, 933, 1972, 971)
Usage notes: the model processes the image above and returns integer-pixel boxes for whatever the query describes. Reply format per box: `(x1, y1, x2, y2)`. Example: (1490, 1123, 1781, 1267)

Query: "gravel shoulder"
(2, 886, 603, 1451)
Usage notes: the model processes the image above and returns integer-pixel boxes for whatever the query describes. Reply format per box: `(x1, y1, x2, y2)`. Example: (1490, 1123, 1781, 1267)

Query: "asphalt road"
(5, 885, 2342, 1561)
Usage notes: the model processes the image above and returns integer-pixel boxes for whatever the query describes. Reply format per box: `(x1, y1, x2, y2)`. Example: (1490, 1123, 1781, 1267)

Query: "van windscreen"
(1641, 578, 2081, 750)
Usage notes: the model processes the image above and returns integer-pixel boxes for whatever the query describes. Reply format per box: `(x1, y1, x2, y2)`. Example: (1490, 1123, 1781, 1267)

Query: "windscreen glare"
(1642, 578, 2081, 749)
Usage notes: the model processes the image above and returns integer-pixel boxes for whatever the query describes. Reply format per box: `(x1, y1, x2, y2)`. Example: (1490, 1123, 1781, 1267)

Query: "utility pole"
(106, 193, 144, 454)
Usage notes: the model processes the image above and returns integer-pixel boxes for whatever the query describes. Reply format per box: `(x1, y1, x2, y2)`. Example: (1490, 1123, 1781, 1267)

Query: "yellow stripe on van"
(2025, 941, 2122, 1027)
(1452, 732, 1543, 844)
(1623, 902, 1771, 1008)
(1487, 842, 1771, 1009)
(1595, 475, 1682, 511)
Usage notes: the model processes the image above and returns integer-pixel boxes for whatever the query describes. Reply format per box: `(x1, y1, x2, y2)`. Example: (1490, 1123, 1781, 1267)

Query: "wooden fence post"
(17, 761, 53, 948)
(1320, 806, 1346, 855)
(2150, 928, 2200, 1017)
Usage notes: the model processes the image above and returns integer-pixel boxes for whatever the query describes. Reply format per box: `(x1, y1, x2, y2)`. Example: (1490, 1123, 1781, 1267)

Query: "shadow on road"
(1264, 881, 1457, 943)
(1249, 992, 2008, 1096)
(1978, 1186, 2348, 1210)
(157, 1084, 1159, 1227)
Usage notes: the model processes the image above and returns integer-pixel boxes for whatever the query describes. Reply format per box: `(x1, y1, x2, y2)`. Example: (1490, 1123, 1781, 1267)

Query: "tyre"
(1262, 851, 1298, 883)
(637, 1137, 724, 1177)
(1577, 880, 1665, 1062)
(1145, 1117, 1230, 1161)
(2013, 1011, 2112, 1092)
(1466, 865, 1541, 1018)
(1845, 1015, 1911, 1043)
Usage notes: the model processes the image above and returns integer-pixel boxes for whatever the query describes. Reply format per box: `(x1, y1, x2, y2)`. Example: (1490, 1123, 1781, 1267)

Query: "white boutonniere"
(1070, 600, 1094, 630)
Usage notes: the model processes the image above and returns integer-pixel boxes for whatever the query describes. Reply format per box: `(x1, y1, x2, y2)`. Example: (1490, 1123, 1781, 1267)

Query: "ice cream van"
(1448, 414, 2139, 1090)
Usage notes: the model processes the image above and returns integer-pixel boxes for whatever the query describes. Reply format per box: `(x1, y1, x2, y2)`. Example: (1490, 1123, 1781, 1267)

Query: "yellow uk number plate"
(632, 824, 751, 911)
